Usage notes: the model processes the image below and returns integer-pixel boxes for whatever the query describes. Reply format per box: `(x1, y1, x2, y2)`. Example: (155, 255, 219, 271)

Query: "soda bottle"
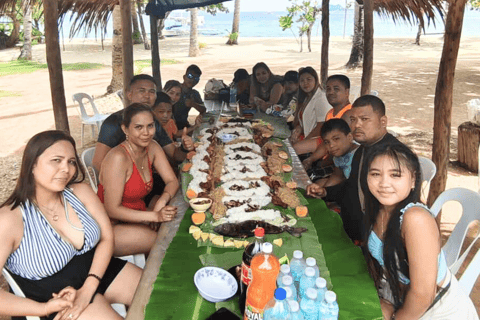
(300, 288, 319, 320)
(318, 291, 339, 320)
(263, 288, 291, 320)
(280, 275, 297, 301)
(315, 277, 327, 304)
(244, 242, 280, 320)
(288, 300, 305, 320)
(290, 250, 306, 286)
(299, 267, 316, 300)
(277, 264, 293, 287)
(305, 257, 320, 278)
(239, 227, 265, 314)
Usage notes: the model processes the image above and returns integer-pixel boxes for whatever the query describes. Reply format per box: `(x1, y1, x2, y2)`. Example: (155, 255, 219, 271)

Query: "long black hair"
(297, 66, 320, 105)
(1, 130, 85, 210)
(251, 62, 276, 99)
(360, 142, 422, 309)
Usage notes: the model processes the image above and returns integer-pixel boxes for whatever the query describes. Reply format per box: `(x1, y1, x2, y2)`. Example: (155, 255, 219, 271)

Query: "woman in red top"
(98, 103, 179, 256)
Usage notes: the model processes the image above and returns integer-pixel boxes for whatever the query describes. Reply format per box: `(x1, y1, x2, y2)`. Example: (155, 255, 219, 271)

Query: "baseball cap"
(233, 69, 249, 83)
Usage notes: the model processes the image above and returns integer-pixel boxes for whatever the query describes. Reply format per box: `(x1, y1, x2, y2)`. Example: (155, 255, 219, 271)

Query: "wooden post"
(150, 14, 162, 89)
(121, 0, 134, 104)
(361, 0, 373, 96)
(427, 0, 468, 223)
(320, 0, 329, 88)
(44, 0, 69, 133)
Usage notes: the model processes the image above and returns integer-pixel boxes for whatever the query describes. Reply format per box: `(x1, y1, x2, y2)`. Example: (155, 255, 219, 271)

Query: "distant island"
(330, 4, 345, 11)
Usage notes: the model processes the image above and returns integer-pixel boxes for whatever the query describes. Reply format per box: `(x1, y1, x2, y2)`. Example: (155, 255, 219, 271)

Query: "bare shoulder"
(0, 205, 23, 245)
(402, 205, 438, 234)
(68, 182, 97, 200)
(102, 145, 129, 167)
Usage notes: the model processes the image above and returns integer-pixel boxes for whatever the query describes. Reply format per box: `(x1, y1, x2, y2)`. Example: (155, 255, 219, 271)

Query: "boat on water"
(163, 11, 221, 37)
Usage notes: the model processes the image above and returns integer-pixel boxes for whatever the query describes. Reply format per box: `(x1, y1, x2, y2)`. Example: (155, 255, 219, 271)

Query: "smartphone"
(206, 307, 241, 320)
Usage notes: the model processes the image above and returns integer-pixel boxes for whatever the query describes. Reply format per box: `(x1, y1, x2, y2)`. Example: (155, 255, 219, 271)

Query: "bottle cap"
(275, 288, 287, 300)
(316, 277, 327, 288)
(282, 275, 293, 286)
(254, 227, 265, 237)
(280, 264, 291, 274)
(262, 242, 273, 253)
(325, 291, 337, 303)
(305, 267, 315, 277)
(306, 288, 317, 300)
(288, 300, 300, 312)
(306, 257, 316, 267)
(284, 286, 293, 299)
(293, 250, 303, 259)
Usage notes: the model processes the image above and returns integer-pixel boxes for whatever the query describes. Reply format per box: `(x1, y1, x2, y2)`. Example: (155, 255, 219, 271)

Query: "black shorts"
(9, 248, 127, 320)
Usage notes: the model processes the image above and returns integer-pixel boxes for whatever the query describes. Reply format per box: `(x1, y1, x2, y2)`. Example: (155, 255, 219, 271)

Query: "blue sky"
(223, 0, 347, 12)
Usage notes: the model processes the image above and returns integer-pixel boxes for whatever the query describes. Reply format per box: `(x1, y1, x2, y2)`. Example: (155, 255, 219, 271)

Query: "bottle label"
(243, 303, 264, 320)
(241, 261, 252, 286)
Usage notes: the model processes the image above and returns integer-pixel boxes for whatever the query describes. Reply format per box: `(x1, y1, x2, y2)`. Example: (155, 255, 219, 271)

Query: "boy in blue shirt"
(307, 118, 358, 193)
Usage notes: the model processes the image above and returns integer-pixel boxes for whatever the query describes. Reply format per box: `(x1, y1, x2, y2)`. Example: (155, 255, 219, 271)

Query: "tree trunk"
(137, 1, 150, 50)
(189, 8, 200, 57)
(6, 9, 20, 48)
(227, 0, 241, 45)
(299, 33, 303, 52)
(19, 4, 32, 60)
(121, 0, 134, 104)
(361, 0, 373, 96)
(321, 0, 330, 87)
(307, 27, 312, 52)
(151, 14, 162, 89)
(157, 12, 170, 40)
(415, 23, 422, 45)
(346, 2, 363, 69)
(44, 0, 69, 133)
(131, 1, 142, 44)
(107, 5, 123, 94)
(427, 0, 468, 222)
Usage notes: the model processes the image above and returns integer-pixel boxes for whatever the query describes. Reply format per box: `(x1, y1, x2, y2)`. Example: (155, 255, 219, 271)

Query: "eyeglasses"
(186, 73, 200, 82)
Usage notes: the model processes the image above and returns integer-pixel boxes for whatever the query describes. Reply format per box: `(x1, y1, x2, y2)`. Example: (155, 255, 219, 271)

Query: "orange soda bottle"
(244, 242, 280, 320)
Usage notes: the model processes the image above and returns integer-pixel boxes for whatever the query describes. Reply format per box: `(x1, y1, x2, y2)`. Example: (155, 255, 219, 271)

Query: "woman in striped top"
(0, 131, 142, 320)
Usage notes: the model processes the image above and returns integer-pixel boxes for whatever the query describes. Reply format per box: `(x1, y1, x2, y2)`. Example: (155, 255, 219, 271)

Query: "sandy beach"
(0, 34, 479, 318)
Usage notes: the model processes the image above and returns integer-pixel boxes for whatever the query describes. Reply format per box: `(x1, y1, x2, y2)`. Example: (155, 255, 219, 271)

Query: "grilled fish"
(214, 220, 307, 238)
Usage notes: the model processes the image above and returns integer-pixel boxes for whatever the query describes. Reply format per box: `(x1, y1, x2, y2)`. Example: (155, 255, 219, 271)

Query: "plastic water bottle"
(300, 288, 319, 320)
(290, 250, 306, 285)
(306, 257, 320, 278)
(318, 291, 339, 320)
(230, 86, 238, 107)
(277, 264, 293, 287)
(288, 300, 305, 320)
(263, 288, 292, 320)
(280, 275, 297, 301)
(299, 267, 316, 300)
(315, 278, 327, 304)
(284, 286, 296, 302)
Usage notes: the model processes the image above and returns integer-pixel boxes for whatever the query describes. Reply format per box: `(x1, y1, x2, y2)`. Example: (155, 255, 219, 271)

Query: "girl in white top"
(291, 67, 331, 155)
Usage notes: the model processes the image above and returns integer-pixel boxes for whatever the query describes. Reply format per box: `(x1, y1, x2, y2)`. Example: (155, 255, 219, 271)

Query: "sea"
(60, 8, 480, 40)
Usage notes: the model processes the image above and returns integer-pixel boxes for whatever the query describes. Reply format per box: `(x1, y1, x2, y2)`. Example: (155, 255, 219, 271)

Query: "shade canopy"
(146, 0, 232, 18)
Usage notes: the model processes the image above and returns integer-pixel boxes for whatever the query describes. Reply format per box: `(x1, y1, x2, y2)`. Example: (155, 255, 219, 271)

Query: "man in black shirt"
(307, 95, 403, 241)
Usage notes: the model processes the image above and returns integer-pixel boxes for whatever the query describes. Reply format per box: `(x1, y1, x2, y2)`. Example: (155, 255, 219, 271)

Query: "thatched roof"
(0, 0, 444, 37)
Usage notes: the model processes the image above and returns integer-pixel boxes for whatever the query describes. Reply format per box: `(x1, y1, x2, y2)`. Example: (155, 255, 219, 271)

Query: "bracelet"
(87, 273, 102, 282)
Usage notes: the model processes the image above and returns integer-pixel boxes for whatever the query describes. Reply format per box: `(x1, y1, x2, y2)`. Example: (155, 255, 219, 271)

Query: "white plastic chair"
(72, 93, 110, 147)
(430, 188, 480, 283)
(2, 268, 127, 318)
(81, 147, 99, 193)
(419, 156, 436, 185)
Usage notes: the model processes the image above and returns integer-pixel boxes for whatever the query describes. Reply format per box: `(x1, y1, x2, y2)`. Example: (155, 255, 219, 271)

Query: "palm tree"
(107, 5, 123, 93)
(136, 0, 150, 50)
(345, 1, 363, 69)
(189, 8, 200, 57)
(19, 2, 32, 60)
(226, 0, 240, 45)
(131, 0, 142, 44)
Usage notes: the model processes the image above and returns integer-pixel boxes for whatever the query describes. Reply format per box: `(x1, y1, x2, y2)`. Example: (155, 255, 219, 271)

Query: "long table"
(126, 132, 382, 320)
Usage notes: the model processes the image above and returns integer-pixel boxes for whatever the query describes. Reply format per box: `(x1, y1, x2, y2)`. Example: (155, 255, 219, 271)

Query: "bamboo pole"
(321, 0, 330, 88)
(121, 0, 134, 105)
(150, 14, 162, 89)
(427, 0, 468, 222)
(44, 0, 69, 132)
(361, 0, 373, 96)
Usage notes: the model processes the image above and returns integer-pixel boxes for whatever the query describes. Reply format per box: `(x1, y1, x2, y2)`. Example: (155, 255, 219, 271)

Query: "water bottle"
(280, 275, 297, 301)
(263, 288, 292, 320)
(315, 277, 327, 304)
(288, 300, 305, 320)
(290, 250, 306, 286)
(277, 264, 293, 287)
(284, 286, 296, 302)
(299, 267, 316, 300)
(230, 86, 238, 108)
(300, 288, 319, 320)
(318, 291, 339, 320)
(306, 257, 320, 278)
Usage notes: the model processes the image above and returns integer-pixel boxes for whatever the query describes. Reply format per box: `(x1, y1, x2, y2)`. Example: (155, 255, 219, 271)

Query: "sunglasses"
(186, 73, 200, 82)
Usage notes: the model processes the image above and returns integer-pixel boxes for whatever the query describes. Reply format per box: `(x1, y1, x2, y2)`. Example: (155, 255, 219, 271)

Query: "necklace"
(126, 140, 147, 170)
(37, 196, 61, 221)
